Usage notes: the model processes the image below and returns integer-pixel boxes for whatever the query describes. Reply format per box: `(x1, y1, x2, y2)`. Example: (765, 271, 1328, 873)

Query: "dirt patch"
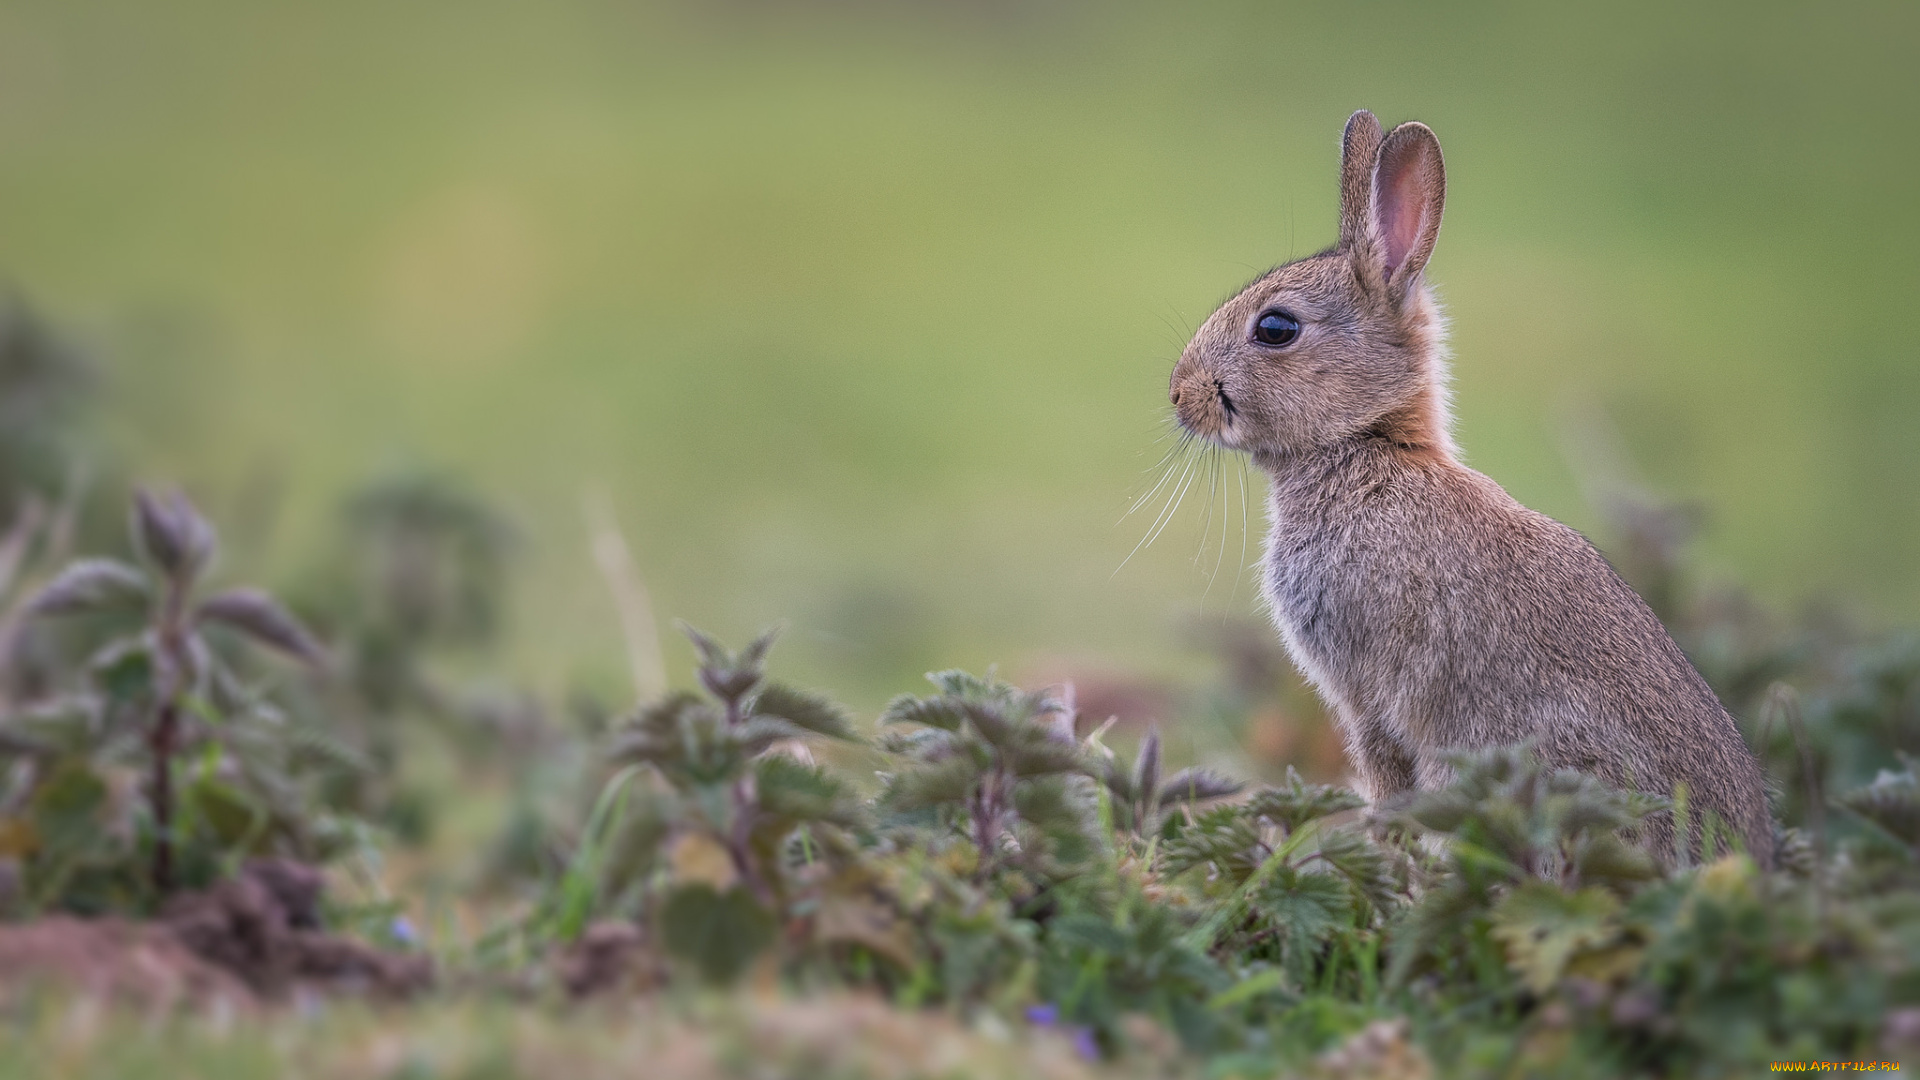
(554, 919, 668, 998)
(0, 915, 253, 1012)
(164, 858, 433, 999)
(0, 859, 431, 1011)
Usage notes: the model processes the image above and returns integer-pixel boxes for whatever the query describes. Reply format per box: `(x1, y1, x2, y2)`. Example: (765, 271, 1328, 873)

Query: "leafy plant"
(1160, 768, 1394, 990)
(580, 623, 864, 982)
(1387, 745, 1663, 990)
(1, 488, 331, 905)
(1089, 726, 1241, 841)
(1836, 752, 1920, 862)
(879, 669, 1097, 881)
(1038, 886, 1229, 1054)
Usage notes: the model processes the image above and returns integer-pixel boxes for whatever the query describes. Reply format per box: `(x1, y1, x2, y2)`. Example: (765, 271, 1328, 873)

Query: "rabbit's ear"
(1368, 122, 1446, 296)
(1338, 110, 1384, 255)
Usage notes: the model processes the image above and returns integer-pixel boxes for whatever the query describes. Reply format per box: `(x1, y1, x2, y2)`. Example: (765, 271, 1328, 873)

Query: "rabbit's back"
(1260, 436, 1772, 862)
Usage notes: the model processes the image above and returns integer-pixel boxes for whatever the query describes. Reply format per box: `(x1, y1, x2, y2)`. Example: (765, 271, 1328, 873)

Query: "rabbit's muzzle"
(1169, 359, 1234, 444)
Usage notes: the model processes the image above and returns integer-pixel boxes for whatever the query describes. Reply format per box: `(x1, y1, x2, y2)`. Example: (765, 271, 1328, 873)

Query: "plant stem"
(150, 573, 190, 896)
(714, 690, 773, 905)
(150, 697, 178, 894)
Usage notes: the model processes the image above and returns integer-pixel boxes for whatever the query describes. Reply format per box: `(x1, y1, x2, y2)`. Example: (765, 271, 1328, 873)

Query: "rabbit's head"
(1170, 111, 1454, 461)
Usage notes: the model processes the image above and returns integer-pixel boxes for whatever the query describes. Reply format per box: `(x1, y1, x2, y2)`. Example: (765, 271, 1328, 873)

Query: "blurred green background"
(1, 0, 1914, 712)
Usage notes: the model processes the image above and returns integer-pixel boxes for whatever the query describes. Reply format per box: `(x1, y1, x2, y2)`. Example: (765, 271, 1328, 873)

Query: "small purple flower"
(1024, 1005, 1100, 1062)
(390, 915, 418, 946)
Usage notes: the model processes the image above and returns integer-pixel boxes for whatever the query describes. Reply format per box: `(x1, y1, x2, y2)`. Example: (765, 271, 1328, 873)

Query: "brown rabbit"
(1168, 110, 1773, 864)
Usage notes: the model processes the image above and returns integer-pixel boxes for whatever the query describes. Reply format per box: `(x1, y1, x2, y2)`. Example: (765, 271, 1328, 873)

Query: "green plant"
(1, 488, 332, 906)
(879, 669, 1098, 882)
(1089, 726, 1241, 842)
(1158, 768, 1396, 993)
(579, 624, 864, 981)
(1387, 746, 1664, 992)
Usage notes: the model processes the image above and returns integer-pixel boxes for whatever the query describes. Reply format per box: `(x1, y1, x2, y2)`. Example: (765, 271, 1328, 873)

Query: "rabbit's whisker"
(1211, 450, 1233, 592)
(1228, 453, 1251, 609)
(1122, 429, 1191, 520)
(1199, 448, 1230, 604)
(1196, 446, 1221, 568)
(1141, 445, 1202, 555)
(1114, 440, 1201, 577)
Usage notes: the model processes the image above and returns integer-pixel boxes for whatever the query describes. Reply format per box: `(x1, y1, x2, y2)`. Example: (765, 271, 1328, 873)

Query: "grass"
(0, 994, 1149, 1080)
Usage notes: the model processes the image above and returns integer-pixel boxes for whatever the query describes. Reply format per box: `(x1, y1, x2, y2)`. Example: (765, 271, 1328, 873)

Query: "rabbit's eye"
(1253, 310, 1300, 347)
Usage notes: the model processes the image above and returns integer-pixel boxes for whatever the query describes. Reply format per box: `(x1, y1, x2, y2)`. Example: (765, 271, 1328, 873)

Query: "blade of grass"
(539, 763, 644, 945)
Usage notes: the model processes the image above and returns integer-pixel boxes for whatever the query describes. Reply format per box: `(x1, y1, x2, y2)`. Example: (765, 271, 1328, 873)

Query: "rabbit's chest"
(1260, 519, 1445, 718)
(1263, 537, 1388, 687)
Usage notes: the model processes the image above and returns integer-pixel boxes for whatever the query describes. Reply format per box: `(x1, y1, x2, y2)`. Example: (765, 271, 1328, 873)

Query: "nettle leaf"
(884, 755, 985, 812)
(732, 716, 814, 757)
(1447, 743, 1533, 792)
(1256, 866, 1355, 983)
(609, 692, 712, 764)
(1160, 805, 1265, 884)
(958, 699, 1017, 747)
(1011, 775, 1099, 869)
(196, 588, 325, 664)
(1542, 769, 1641, 838)
(29, 758, 109, 856)
(0, 696, 100, 758)
(755, 754, 864, 831)
(184, 774, 264, 848)
(676, 621, 730, 671)
(735, 625, 780, 675)
(1259, 866, 1354, 936)
(658, 883, 777, 985)
(1490, 882, 1622, 994)
(1131, 729, 1162, 807)
(1156, 767, 1244, 808)
(1386, 877, 1480, 988)
(1619, 789, 1674, 825)
(750, 683, 858, 741)
(131, 488, 217, 583)
(880, 694, 968, 732)
(1003, 733, 1082, 778)
(1048, 910, 1130, 955)
(1405, 787, 1477, 835)
(876, 726, 959, 759)
(1095, 756, 1135, 803)
(90, 639, 157, 706)
(1313, 826, 1399, 915)
(698, 666, 760, 703)
(284, 724, 372, 775)
(1838, 762, 1920, 851)
(1013, 774, 1094, 835)
(1247, 768, 1366, 834)
(925, 669, 996, 699)
(1405, 745, 1672, 888)
(1570, 832, 1659, 888)
(677, 622, 769, 702)
(28, 559, 150, 617)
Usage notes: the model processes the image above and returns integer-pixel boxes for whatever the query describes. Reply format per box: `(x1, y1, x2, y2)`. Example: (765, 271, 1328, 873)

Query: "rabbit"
(1167, 110, 1773, 865)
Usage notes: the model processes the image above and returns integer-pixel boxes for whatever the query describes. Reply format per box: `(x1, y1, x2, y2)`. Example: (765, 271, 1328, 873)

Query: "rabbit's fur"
(1169, 111, 1773, 864)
